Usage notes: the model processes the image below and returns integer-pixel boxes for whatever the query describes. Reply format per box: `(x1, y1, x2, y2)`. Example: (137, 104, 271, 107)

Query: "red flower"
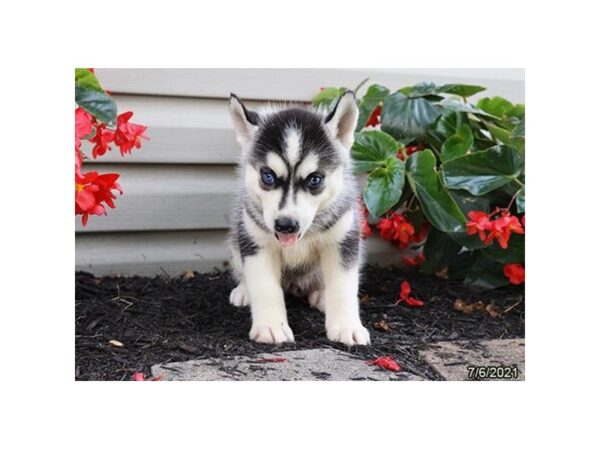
(466, 211, 492, 240)
(360, 203, 372, 238)
(113, 111, 148, 156)
(395, 221, 416, 248)
(395, 280, 424, 307)
(75, 148, 83, 178)
(521, 214, 525, 228)
(376, 212, 415, 247)
(504, 263, 525, 285)
(402, 253, 425, 267)
(376, 216, 395, 241)
(366, 355, 401, 372)
(75, 171, 122, 225)
(75, 107, 94, 151)
(467, 210, 524, 249)
(365, 105, 382, 127)
(91, 123, 115, 158)
(484, 213, 524, 249)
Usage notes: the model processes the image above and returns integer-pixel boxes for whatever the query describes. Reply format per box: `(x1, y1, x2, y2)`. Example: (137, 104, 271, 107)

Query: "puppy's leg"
(320, 239, 370, 346)
(244, 249, 294, 344)
(228, 235, 249, 307)
(229, 283, 249, 307)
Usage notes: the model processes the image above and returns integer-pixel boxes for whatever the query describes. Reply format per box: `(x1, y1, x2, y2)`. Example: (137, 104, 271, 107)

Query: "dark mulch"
(75, 266, 524, 381)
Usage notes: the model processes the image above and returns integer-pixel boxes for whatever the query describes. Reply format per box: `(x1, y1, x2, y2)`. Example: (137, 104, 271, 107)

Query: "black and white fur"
(227, 91, 370, 346)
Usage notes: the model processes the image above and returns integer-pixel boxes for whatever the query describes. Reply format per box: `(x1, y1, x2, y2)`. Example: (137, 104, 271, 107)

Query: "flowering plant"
(314, 82, 525, 289)
(75, 69, 148, 225)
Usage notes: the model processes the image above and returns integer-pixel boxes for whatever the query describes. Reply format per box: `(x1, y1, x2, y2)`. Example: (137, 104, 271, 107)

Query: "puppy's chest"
(280, 238, 320, 270)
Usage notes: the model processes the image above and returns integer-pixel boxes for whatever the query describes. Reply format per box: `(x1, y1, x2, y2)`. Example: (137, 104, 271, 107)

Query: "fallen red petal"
(400, 280, 411, 300)
(366, 355, 401, 372)
(132, 372, 145, 381)
(405, 296, 424, 307)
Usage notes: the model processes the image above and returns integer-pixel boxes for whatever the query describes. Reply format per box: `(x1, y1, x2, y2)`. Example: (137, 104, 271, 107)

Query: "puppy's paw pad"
(229, 285, 249, 307)
(327, 323, 370, 346)
(308, 290, 324, 313)
(250, 323, 295, 344)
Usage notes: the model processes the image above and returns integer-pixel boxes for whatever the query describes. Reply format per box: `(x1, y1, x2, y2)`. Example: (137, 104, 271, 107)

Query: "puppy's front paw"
(326, 322, 370, 346)
(250, 323, 295, 344)
(229, 284, 249, 307)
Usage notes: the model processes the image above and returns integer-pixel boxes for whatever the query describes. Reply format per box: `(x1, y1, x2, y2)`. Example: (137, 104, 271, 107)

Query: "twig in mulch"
(503, 298, 523, 315)
(254, 357, 288, 363)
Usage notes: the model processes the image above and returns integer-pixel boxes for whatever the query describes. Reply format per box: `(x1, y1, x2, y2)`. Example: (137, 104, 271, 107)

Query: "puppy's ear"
(229, 94, 259, 146)
(324, 90, 358, 148)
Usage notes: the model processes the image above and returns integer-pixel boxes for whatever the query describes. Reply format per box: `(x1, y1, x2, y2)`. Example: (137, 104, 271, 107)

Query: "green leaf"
(382, 92, 441, 139)
(484, 121, 525, 152)
(351, 130, 399, 173)
(440, 145, 524, 195)
(421, 227, 462, 276)
(440, 98, 494, 117)
(75, 68, 103, 93)
(464, 254, 510, 291)
(517, 187, 525, 213)
(481, 234, 524, 264)
(509, 104, 525, 120)
(435, 110, 468, 137)
(476, 96, 514, 117)
(399, 82, 438, 97)
(356, 84, 390, 131)
(441, 124, 474, 162)
(511, 117, 525, 139)
(438, 84, 486, 98)
(405, 149, 466, 233)
(75, 86, 117, 125)
(399, 82, 485, 99)
(447, 231, 487, 250)
(476, 96, 524, 119)
(449, 189, 491, 214)
(312, 87, 344, 108)
(363, 158, 405, 218)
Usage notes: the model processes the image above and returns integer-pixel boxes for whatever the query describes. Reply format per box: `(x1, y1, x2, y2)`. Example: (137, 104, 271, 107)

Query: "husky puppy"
(227, 91, 370, 346)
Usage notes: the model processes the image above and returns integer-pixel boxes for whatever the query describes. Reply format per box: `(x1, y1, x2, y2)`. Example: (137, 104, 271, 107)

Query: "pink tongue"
(278, 233, 299, 247)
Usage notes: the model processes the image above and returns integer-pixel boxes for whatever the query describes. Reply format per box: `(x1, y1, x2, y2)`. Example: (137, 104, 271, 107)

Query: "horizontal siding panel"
(95, 68, 525, 103)
(76, 229, 406, 277)
(82, 95, 243, 164)
(76, 164, 236, 232)
(76, 230, 230, 276)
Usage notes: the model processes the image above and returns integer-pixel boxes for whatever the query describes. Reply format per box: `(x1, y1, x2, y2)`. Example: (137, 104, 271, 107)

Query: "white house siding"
(76, 68, 525, 276)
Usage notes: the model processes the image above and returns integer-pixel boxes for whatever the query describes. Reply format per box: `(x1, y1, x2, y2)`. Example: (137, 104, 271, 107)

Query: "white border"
(3, 0, 599, 448)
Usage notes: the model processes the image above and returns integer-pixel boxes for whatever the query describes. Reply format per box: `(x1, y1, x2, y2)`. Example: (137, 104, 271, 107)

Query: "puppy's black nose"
(274, 217, 299, 234)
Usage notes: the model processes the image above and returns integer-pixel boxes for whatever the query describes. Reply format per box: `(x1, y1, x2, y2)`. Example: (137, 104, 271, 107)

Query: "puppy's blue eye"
(307, 173, 323, 189)
(261, 170, 276, 186)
